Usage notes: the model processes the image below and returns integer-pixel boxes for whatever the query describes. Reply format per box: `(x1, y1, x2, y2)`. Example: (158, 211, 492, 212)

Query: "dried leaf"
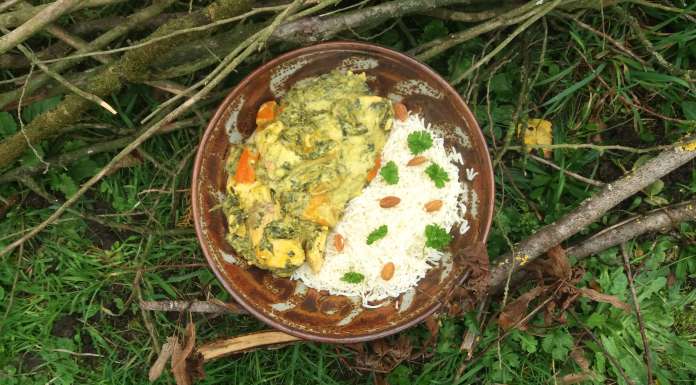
(460, 330, 476, 358)
(149, 337, 176, 382)
(559, 372, 593, 385)
(498, 286, 547, 330)
(458, 241, 490, 295)
(172, 322, 196, 371)
(570, 346, 590, 372)
(577, 287, 631, 312)
(547, 245, 571, 279)
(105, 153, 142, 176)
(170, 338, 191, 385)
(373, 373, 389, 385)
(521, 118, 553, 158)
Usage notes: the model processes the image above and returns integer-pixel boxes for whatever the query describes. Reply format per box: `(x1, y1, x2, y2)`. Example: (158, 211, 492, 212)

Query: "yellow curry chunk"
(222, 70, 394, 276)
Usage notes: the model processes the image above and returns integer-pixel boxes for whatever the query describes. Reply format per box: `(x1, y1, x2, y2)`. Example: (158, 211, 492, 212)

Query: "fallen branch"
(0, 0, 176, 109)
(0, 0, 300, 258)
(0, 0, 80, 55)
(140, 300, 246, 315)
(490, 200, 696, 294)
(0, 0, 125, 28)
(621, 244, 654, 385)
(489, 143, 696, 290)
(0, 0, 250, 168)
(197, 331, 302, 362)
(566, 200, 696, 259)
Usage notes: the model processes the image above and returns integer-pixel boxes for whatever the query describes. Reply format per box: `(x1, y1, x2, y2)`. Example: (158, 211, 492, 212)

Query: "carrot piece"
(234, 148, 256, 184)
(256, 100, 278, 128)
(366, 155, 381, 182)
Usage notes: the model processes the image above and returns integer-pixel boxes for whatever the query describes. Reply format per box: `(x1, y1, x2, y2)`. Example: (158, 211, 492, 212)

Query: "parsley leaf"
(425, 163, 449, 188)
(407, 131, 433, 155)
(366, 225, 388, 245)
(380, 161, 399, 185)
(425, 224, 452, 251)
(341, 272, 365, 284)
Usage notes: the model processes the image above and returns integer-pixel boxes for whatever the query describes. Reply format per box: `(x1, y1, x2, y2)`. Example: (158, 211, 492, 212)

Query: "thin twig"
(0, 0, 22, 13)
(452, 0, 561, 85)
(0, 0, 80, 55)
(507, 142, 671, 154)
(488, 142, 696, 290)
(36, 5, 286, 64)
(621, 243, 654, 385)
(422, 5, 516, 22)
(0, 0, 305, 259)
(570, 311, 636, 385)
(528, 153, 605, 187)
(557, 11, 646, 65)
(5, 35, 117, 114)
(412, 0, 541, 61)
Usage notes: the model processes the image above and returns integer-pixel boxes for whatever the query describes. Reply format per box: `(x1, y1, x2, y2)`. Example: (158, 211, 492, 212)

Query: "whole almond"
(407, 156, 427, 166)
(333, 233, 345, 252)
(424, 200, 443, 212)
(393, 102, 408, 122)
(381, 262, 395, 281)
(379, 196, 401, 208)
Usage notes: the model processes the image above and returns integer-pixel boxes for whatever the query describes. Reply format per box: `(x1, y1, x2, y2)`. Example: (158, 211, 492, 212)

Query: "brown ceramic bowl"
(192, 41, 494, 343)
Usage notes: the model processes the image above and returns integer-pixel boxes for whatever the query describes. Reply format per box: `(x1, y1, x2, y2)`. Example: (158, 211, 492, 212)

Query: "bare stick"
(0, 0, 303, 259)
(0, 0, 125, 28)
(140, 300, 246, 314)
(528, 154, 605, 187)
(488, 143, 696, 290)
(197, 331, 301, 362)
(507, 142, 671, 154)
(0, 0, 80, 55)
(621, 243, 654, 385)
(6, 35, 117, 114)
(43, 24, 113, 64)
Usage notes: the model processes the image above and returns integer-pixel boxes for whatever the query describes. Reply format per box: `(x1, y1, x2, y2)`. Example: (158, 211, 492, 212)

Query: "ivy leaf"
(341, 272, 364, 284)
(407, 131, 433, 155)
(380, 161, 399, 185)
(425, 163, 449, 188)
(424, 224, 451, 251)
(366, 225, 388, 245)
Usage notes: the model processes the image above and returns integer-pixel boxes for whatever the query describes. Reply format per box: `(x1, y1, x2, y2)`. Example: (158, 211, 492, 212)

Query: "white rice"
(292, 114, 468, 305)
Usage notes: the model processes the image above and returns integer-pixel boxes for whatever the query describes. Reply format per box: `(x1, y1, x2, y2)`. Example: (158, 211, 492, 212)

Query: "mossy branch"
(0, 0, 253, 171)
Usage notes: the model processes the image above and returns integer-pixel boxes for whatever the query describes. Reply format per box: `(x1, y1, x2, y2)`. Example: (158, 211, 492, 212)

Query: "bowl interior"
(192, 42, 494, 343)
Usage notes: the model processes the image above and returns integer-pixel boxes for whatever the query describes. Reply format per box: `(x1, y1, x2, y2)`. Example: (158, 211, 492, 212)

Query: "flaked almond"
(407, 155, 427, 166)
(379, 196, 401, 208)
(393, 102, 408, 122)
(381, 262, 395, 281)
(424, 199, 443, 212)
(333, 233, 345, 252)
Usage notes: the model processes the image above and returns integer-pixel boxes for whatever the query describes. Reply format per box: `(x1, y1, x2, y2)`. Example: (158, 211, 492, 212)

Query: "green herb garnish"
(425, 163, 449, 188)
(366, 225, 388, 245)
(407, 131, 433, 155)
(341, 272, 365, 284)
(425, 224, 452, 251)
(380, 161, 399, 185)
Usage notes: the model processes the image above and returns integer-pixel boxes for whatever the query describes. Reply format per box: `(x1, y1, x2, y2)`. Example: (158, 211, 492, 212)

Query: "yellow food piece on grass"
(520, 118, 553, 158)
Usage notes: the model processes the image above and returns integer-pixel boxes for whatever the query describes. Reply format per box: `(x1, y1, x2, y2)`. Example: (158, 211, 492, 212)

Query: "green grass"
(1, 1, 696, 384)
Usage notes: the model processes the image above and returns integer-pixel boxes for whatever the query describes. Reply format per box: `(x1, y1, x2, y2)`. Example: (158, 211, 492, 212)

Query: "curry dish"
(223, 71, 394, 276)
